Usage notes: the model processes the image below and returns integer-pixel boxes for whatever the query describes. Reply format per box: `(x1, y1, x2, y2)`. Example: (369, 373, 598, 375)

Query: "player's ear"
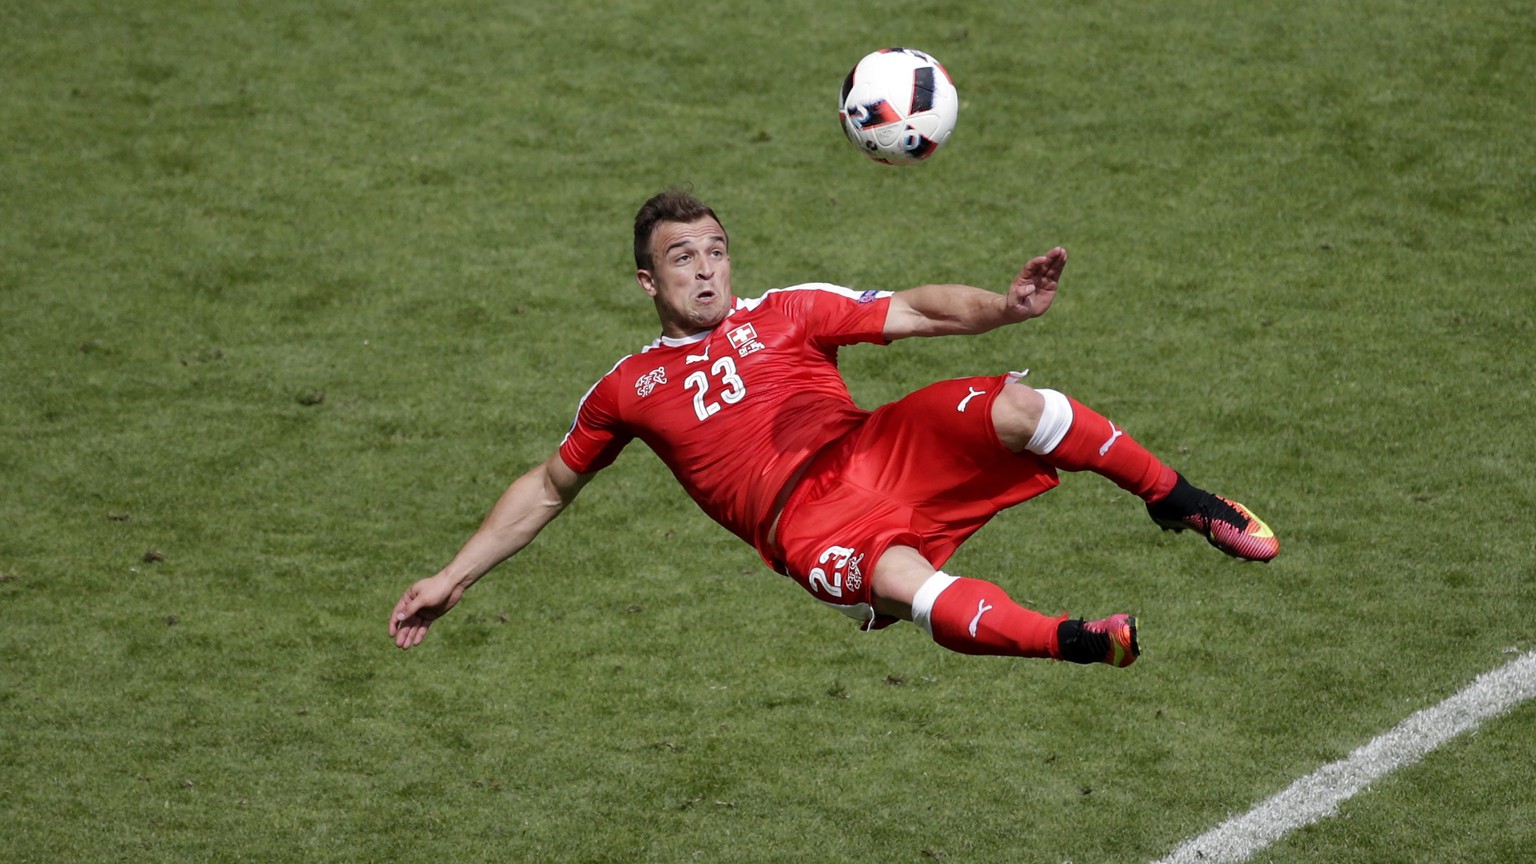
(636, 270, 658, 297)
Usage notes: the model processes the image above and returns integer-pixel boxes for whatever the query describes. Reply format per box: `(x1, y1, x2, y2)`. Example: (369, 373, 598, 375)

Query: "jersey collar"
(656, 330, 710, 349)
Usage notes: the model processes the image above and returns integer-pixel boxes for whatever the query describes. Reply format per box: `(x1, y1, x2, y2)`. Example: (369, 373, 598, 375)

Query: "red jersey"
(559, 284, 893, 551)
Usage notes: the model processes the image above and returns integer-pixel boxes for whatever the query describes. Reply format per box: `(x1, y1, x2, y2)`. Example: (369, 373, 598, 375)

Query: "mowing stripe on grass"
(1153, 651, 1536, 864)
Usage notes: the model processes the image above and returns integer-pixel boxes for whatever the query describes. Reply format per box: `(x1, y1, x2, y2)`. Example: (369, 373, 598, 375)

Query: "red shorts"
(765, 374, 1059, 628)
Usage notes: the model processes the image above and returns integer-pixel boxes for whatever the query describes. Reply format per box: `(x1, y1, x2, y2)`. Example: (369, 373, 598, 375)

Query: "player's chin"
(690, 304, 728, 328)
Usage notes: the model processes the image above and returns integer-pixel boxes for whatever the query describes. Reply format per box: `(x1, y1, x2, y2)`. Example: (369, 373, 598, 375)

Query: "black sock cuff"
(1149, 473, 1203, 518)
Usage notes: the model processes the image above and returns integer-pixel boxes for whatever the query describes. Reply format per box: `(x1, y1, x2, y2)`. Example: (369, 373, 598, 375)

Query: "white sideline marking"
(1153, 651, 1536, 864)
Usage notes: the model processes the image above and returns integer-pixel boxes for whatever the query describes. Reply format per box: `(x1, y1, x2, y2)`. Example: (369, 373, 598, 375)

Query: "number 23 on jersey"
(684, 356, 746, 421)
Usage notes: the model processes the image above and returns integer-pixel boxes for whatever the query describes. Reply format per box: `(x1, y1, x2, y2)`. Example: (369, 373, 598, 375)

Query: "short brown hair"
(633, 189, 724, 271)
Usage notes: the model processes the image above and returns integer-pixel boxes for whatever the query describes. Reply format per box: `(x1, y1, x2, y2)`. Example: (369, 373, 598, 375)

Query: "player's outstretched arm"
(883, 247, 1067, 340)
(389, 453, 591, 650)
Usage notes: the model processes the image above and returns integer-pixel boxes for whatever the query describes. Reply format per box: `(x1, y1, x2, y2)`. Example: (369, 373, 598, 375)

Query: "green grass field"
(3, 1, 1533, 861)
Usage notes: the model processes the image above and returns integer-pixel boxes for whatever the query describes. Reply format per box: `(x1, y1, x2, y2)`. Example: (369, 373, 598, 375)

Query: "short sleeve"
(782, 283, 893, 348)
(558, 373, 631, 474)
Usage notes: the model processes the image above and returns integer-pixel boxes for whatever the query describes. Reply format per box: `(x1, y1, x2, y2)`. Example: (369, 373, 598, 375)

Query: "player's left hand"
(1006, 247, 1067, 320)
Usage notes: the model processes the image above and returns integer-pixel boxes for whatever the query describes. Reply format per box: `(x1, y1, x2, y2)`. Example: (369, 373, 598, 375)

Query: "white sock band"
(1025, 388, 1074, 455)
(910, 571, 961, 638)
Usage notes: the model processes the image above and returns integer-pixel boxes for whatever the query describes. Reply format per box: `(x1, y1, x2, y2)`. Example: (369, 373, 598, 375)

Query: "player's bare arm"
(389, 453, 592, 649)
(883, 247, 1067, 340)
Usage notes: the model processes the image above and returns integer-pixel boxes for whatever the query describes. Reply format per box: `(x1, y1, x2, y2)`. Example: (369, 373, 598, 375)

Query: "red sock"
(915, 575, 1065, 659)
(1041, 397, 1178, 502)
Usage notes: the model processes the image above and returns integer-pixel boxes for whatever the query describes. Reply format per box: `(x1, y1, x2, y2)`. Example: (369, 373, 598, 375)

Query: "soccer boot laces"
(1148, 493, 1279, 562)
(1058, 614, 1139, 667)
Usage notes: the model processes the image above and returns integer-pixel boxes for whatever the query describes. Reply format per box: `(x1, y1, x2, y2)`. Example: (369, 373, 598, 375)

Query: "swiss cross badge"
(726, 323, 757, 350)
(726, 322, 765, 358)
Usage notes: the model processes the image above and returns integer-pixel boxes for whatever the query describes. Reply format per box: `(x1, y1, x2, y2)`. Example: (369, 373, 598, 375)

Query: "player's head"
(634, 189, 733, 338)
(633, 189, 726, 271)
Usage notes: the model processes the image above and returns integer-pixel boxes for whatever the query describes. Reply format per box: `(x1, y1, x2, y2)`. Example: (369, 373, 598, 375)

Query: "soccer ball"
(839, 48, 959, 165)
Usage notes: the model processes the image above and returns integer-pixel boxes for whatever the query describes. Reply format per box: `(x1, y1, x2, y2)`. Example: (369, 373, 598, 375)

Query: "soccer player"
(388, 190, 1278, 667)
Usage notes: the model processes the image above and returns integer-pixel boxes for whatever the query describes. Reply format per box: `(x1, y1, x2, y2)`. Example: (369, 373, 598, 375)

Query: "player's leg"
(990, 383, 1175, 498)
(871, 545, 1139, 667)
(990, 382, 1279, 562)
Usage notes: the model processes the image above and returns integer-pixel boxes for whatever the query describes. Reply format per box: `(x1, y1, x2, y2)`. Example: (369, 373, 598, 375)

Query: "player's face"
(637, 217, 732, 338)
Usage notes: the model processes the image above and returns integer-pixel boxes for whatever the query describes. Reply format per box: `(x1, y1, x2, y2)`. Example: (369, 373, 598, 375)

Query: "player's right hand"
(1006, 247, 1067, 321)
(389, 573, 465, 650)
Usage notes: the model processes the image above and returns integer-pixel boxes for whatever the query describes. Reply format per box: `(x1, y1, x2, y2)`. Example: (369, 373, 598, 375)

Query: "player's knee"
(870, 545, 936, 621)
(991, 382, 1044, 453)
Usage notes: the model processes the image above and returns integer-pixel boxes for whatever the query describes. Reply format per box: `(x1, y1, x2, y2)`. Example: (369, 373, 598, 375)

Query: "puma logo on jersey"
(957, 386, 987, 412)
(634, 367, 668, 398)
(1099, 422, 1124, 456)
(969, 597, 994, 637)
(686, 343, 711, 364)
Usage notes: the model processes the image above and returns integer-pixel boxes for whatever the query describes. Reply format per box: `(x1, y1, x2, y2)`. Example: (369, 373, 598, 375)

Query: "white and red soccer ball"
(839, 48, 959, 165)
